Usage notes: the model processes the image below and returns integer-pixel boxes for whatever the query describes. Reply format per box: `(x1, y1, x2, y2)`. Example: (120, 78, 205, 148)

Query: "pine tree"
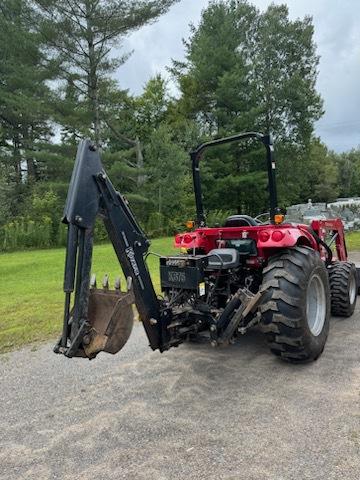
(0, 0, 54, 219)
(34, 0, 180, 144)
(171, 0, 324, 214)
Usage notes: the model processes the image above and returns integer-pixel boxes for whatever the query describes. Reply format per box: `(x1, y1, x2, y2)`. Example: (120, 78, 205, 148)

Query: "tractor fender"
(257, 226, 317, 250)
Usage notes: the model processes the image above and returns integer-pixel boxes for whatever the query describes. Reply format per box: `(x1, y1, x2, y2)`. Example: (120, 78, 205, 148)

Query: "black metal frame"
(55, 140, 169, 357)
(190, 132, 278, 226)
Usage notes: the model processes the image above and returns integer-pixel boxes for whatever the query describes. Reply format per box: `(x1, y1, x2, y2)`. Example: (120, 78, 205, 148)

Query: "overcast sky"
(116, 0, 360, 153)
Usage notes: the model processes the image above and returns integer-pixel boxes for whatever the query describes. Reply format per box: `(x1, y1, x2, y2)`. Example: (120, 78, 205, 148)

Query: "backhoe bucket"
(83, 284, 135, 358)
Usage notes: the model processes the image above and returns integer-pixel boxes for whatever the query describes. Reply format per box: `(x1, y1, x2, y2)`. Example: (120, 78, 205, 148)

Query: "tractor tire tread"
(328, 261, 357, 317)
(261, 246, 330, 363)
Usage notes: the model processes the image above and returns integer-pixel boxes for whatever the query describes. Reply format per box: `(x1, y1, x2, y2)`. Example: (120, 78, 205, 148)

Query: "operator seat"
(224, 215, 258, 227)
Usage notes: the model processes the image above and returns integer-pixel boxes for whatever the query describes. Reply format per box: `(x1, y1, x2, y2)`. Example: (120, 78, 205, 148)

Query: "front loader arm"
(54, 140, 169, 358)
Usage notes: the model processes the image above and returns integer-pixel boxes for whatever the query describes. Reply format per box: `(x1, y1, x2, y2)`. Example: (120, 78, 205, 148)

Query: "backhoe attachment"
(54, 140, 169, 359)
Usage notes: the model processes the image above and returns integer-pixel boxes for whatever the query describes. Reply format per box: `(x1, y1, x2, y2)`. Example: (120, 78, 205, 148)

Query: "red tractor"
(55, 132, 358, 363)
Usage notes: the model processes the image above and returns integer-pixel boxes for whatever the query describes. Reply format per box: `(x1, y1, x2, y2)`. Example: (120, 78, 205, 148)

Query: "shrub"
(2, 216, 53, 250)
(206, 209, 232, 227)
(146, 212, 166, 238)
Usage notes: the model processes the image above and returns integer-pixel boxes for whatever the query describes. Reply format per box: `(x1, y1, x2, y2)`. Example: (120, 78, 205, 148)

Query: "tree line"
(0, 0, 359, 250)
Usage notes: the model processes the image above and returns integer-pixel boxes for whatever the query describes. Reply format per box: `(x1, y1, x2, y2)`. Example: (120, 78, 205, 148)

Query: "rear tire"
(260, 246, 330, 363)
(328, 262, 357, 317)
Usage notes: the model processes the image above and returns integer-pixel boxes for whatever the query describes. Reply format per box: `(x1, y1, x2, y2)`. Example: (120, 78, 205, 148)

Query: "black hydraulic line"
(307, 227, 333, 265)
(191, 132, 278, 226)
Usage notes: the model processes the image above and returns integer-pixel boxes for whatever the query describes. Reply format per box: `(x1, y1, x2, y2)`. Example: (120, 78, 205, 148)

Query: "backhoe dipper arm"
(54, 140, 168, 358)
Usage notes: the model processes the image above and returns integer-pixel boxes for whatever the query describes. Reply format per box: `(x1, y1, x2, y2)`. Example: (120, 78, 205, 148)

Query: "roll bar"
(190, 132, 278, 226)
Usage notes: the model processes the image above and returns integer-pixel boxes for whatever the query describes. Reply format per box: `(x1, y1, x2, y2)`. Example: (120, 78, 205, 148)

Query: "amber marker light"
(274, 214, 285, 225)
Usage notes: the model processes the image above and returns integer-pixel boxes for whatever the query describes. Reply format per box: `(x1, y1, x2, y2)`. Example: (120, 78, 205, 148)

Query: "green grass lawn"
(0, 237, 176, 353)
(1, 231, 360, 354)
(344, 231, 360, 251)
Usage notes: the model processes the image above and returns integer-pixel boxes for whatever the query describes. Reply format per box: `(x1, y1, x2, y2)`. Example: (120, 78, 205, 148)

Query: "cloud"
(115, 0, 360, 152)
(117, 0, 208, 94)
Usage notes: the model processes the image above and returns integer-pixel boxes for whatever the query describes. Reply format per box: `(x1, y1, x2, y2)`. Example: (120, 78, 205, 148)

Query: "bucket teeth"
(126, 276, 132, 292)
(114, 277, 121, 291)
(90, 274, 97, 289)
(102, 274, 109, 290)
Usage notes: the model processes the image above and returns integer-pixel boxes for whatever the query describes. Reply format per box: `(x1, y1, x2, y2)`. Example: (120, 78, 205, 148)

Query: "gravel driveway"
(1, 262, 360, 479)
